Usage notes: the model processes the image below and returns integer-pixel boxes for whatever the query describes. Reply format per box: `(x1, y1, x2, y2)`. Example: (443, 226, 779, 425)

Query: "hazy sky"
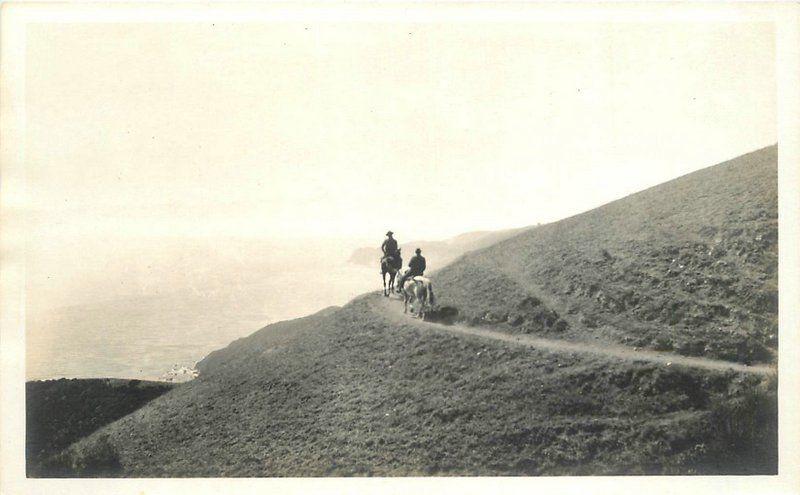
(26, 21, 775, 243)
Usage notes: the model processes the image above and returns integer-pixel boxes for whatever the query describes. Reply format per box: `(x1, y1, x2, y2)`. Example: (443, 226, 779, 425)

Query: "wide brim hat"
(386, 231, 394, 235)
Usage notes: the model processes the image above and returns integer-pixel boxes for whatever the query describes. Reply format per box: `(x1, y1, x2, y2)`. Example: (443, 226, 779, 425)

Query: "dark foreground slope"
(434, 145, 778, 364)
(26, 378, 174, 476)
(47, 147, 778, 476)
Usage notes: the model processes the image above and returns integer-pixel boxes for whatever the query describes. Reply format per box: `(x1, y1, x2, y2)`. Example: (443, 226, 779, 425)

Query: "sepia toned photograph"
(1, 2, 799, 494)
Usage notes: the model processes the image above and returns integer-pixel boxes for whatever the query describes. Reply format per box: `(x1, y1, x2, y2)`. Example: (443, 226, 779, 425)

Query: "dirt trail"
(369, 293, 774, 376)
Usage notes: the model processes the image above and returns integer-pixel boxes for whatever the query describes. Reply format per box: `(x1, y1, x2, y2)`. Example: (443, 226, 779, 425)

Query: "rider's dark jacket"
(408, 255, 426, 276)
(382, 238, 398, 255)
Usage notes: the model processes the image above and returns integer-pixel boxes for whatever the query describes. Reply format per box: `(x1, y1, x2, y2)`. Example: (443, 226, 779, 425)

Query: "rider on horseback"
(381, 231, 402, 270)
(397, 247, 426, 290)
(382, 231, 398, 256)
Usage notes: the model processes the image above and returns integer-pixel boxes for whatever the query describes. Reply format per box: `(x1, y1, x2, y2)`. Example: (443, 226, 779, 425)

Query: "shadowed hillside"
(26, 378, 175, 476)
(41, 146, 778, 476)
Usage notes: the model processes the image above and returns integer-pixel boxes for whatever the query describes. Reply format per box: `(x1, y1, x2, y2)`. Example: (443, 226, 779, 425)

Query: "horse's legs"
(409, 287, 418, 318)
(382, 271, 387, 296)
(417, 285, 430, 319)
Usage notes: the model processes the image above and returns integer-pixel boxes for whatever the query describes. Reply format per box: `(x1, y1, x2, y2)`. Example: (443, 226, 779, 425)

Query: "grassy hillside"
(41, 146, 778, 476)
(434, 145, 778, 364)
(52, 297, 776, 476)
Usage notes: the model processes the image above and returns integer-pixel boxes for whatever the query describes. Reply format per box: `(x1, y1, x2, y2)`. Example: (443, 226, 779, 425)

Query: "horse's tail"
(427, 281, 435, 305)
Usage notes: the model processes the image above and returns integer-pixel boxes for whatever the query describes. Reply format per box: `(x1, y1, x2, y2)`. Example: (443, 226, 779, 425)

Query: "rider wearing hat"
(397, 247, 426, 290)
(381, 231, 399, 257)
(381, 231, 403, 272)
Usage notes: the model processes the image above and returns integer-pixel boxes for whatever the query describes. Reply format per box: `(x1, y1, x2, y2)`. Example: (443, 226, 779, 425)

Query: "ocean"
(25, 237, 378, 381)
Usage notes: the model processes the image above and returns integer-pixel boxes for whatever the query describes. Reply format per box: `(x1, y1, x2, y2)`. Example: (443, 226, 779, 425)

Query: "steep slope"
(434, 145, 778, 364)
(49, 146, 778, 477)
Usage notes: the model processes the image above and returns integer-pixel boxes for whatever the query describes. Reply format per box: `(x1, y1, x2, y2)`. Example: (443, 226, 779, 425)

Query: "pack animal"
(399, 275, 435, 319)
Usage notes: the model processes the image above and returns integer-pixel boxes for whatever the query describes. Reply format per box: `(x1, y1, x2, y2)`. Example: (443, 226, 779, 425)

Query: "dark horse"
(381, 254, 401, 296)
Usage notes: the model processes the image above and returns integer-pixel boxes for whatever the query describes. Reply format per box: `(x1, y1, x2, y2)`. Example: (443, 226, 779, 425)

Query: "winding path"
(369, 293, 775, 376)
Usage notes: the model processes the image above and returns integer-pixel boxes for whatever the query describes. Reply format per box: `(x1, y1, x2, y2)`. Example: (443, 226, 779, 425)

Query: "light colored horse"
(399, 275, 435, 318)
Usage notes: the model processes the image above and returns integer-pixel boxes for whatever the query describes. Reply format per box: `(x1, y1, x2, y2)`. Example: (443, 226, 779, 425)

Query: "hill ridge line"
(370, 294, 774, 375)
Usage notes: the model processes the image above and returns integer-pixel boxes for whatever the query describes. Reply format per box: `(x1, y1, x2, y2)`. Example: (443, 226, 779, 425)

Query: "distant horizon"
(25, 142, 777, 318)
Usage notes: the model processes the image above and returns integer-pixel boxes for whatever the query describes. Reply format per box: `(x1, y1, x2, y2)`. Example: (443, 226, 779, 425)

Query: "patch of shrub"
(424, 306, 459, 325)
(698, 375, 778, 473)
(580, 313, 599, 328)
(652, 335, 673, 351)
(44, 434, 122, 477)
